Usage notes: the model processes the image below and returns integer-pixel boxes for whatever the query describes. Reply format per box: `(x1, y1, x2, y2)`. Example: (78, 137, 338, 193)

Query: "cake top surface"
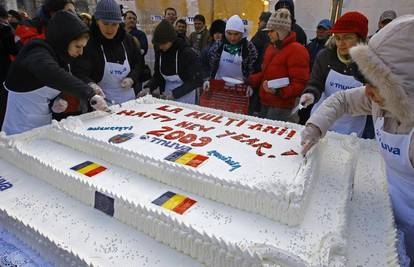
(61, 97, 306, 191)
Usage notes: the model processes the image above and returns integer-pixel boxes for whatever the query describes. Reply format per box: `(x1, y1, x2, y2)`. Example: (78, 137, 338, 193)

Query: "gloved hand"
(152, 88, 161, 98)
(51, 98, 68, 113)
(202, 80, 210, 92)
(88, 82, 106, 98)
(246, 86, 253, 97)
(90, 95, 109, 111)
(160, 91, 174, 100)
(299, 93, 315, 108)
(300, 123, 322, 155)
(121, 77, 134, 89)
(137, 87, 150, 98)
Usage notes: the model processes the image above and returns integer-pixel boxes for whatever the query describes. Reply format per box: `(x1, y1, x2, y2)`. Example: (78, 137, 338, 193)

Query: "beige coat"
(307, 15, 414, 164)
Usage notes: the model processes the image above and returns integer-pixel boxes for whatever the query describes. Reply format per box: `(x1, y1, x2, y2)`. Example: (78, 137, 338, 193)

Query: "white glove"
(299, 93, 315, 108)
(300, 123, 322, 155)
(121, 77, 134, 89)
(202, 80, 210, 92)
(160, 91, 174, 100)
(51, 98, 68, 113)
(246, 86, 253, 97)
(88, 82, 106, 98)
(90, 95, 109, 111)
(152, 87, 161, 97)
(137, 87, 150, 98)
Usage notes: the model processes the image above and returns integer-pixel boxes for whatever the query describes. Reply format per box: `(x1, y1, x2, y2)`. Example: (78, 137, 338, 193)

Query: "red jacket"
(249, 32, 309, 109)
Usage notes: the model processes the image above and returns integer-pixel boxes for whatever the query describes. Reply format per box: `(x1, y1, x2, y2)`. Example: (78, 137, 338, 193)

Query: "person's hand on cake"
(299, 93, 315, 108)
(152, 88, 161, 98)
(121, 77, 134, 90)
(301, 123, 322, 155)
(88, 82, 106, 98)
(51, 98, 68, 113)
(137, 87, 150, 98)
(160, 91, 174, 100)
(202, 80, 210, 92)
(90, 95, 109, 111)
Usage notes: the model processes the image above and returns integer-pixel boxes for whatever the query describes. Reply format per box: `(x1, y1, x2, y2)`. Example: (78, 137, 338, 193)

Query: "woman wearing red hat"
(299, 11, 369, 137)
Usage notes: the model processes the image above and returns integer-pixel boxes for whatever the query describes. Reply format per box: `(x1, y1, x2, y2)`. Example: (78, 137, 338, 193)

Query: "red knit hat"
(330, 11, 368, 39)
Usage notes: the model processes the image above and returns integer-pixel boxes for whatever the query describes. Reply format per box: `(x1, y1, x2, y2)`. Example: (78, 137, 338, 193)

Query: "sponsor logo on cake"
(207, 150, 241, 172)
(152, 191, 197, 215)
(0, 176, 13, 192)
(140, 135, 192, 152)
(87, 126, 133, 132)
(165, 151, 209, 168)
(109, 133, 135, 144)
(71, 161, 107, 177)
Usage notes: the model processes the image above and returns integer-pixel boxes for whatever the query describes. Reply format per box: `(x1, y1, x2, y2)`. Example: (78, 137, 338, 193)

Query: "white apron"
(214, 48, 243, 81)
(98, 44, 135, 105)
(312, 69, 366, 136)
(160, 51, 195, 104)
(2, 83, 60, 135)
(375, 117, 414, 262)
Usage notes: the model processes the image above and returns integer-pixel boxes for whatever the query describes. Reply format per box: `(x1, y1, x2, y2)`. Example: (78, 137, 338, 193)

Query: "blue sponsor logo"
(207, 150, 241, 172)
(140, 135, 192, 152)
(329, 82, 357, 90)
(88, 126, 133, 132)
(0, 177, 13, 192)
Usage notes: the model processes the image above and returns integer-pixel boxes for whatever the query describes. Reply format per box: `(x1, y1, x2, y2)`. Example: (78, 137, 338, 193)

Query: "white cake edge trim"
(0, 207, 89, 266)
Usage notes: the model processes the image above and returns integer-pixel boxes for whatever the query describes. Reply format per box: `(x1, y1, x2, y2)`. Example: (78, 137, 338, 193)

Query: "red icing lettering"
(157, 105, 183, 114)
(263, 125, 280, 134)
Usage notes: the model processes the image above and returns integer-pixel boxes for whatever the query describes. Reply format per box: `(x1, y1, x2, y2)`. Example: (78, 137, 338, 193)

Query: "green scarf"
(224, 43, 241, 56)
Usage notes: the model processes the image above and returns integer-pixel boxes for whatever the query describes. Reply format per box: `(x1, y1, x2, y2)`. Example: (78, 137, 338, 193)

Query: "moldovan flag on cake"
(71, 161, 107, 177)
(152, 191, 197, 215)
(164, 151, 208, 168)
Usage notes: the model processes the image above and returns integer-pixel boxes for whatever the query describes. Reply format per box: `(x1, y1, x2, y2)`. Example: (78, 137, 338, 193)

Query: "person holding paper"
(249, 9, 309, 122)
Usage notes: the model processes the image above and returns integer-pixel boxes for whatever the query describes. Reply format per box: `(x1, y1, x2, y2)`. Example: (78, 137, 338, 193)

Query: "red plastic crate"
(199, 79, 249, 114)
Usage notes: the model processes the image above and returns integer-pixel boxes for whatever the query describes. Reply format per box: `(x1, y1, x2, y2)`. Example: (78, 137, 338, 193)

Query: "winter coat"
(302, 46, 359, 102)
(14, 6, 51, 45)
(189, 27, 210, 56)
(209, 38, 258, 82)
(0, 21, 20, 82)
(251, 29, 270, 72)
(71, 18, 144, 87)
(128, 26, 148, 56)
(146, 38, 203, 99)
(4, 11, 94, 101)
(306, 37, 328, 69)
(249, 32, 309, 109)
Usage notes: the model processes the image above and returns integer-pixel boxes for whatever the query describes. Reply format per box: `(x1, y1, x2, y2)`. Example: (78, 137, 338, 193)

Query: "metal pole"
(330, 0, 343, 23)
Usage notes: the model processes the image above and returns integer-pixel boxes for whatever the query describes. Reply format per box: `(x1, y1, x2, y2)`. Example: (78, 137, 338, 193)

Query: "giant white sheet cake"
(0, 96, 400, 266)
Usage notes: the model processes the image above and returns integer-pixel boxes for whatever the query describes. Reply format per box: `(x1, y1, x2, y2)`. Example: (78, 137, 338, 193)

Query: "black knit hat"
(44, 0, 75, 14)
(0, 5, 8, 18)
(152, 19, 177, 45)
(209, 19, 226, 37)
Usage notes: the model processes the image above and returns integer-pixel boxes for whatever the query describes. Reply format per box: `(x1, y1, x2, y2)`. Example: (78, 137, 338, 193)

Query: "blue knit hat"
(94, 0, 122, 23)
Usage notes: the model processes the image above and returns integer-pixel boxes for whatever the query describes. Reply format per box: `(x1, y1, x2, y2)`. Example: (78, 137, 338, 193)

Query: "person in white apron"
(70, 0, 143, 106)
(299, 12, 369, 136)
(141, 19, 202, 104)
(1, 11, 108, 135)
(300, 15, 414, 265)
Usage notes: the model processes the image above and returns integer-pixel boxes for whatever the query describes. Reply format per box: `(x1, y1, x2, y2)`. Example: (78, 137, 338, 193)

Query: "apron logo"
(0, 177, 13, 192)
(380, 142, 401, 155)
(110, 67, 128, 76)
(329, 82, 357, 90)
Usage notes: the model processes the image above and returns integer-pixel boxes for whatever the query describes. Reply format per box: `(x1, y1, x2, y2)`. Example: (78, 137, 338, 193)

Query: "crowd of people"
(0, 0, 413, 265)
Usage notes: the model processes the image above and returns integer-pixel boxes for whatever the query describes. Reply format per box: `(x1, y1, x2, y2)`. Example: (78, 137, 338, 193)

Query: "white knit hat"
(225, 15, 244, 33)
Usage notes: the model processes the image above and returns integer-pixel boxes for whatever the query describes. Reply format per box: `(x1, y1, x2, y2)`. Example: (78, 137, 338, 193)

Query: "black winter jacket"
(302, 47, 359, 101)
(4, 12, 94, 101)
(0, 21, 20, 82)
(71, 19, 144, 86)
(147, 38, 202, 99)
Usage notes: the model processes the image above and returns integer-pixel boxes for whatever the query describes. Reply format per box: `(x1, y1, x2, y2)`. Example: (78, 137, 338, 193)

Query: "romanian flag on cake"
(164, 151, 208, 168)
(152, 191, 197, 215)
(71, 161, 107, 177)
